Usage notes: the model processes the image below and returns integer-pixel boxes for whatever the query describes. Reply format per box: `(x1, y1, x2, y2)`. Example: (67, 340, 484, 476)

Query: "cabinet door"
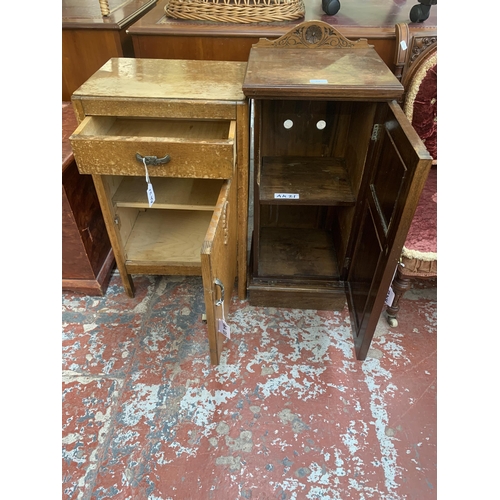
(201, 178, 238, 365)
(346, 101, 432, 360)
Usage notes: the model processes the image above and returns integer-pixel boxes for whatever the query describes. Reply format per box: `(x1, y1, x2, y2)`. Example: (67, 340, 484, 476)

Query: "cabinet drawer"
(70, 116, 236, 178)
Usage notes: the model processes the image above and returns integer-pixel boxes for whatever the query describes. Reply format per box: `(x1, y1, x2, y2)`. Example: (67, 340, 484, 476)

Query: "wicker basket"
(164, 0, 305, 24)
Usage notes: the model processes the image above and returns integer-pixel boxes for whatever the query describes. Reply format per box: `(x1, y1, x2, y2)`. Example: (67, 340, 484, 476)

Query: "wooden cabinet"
(243, 21, 432, 360)
(128, 0, 437, 70)
(70, 58, 249, 365)
(62, 102, 115, 295)
(62, 0, 157, 101)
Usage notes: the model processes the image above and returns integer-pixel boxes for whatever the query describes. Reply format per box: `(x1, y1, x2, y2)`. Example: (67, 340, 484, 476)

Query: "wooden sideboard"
(62, 0, 157, 101)
(128, 0, 437, 70)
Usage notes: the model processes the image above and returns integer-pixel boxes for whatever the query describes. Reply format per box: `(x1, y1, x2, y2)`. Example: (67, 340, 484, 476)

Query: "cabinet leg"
(114, 259, 134, 297)
(119, 271, 135, 298)
(386, 267, 411, 327)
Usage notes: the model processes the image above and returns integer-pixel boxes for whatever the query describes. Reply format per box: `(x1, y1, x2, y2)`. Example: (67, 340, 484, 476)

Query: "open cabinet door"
(346, 101, 433, 360)
(201, 178, 238, 365)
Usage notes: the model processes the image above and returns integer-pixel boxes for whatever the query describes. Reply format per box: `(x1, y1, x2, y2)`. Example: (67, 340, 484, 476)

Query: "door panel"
(201, 179, 238, 365)
(372, 133, 408, 232)
(346, 101, 432, 360)
(349, 205, 384, 331)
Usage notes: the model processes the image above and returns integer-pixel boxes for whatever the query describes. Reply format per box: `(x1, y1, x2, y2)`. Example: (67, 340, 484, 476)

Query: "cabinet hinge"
(344, 257, 351, 273)
(371, 124, 381, 141)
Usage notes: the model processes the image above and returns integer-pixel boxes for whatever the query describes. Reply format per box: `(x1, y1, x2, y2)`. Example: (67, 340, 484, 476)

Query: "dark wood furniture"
(386, 22, 437, 326)
(69, 58, 249, 365)
(128, 0, 437, 70)
(242, 21, 433, 360)
(392, 22, 437, 104)
(62, 102, 115, 295)
(62, 0, 157, 101)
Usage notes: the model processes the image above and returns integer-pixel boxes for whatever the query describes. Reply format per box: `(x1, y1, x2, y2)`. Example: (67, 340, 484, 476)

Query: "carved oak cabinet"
(70, 58, 249, 365)
(243, 21, 432, 360)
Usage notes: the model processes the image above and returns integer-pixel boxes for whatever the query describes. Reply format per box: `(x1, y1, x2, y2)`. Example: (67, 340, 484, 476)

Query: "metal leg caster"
(410, 0, 437, 23)
(322, 0, 340, 16)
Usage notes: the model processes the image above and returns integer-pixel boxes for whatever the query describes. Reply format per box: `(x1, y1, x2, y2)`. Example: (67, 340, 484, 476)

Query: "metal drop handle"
(135, 153, 171, 166)
(214, 278, 225, 306)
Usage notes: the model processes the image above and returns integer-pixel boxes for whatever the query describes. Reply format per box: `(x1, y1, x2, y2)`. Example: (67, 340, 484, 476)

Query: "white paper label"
(385, 286, 395, 307)
(400, 40, 407, 50)
(147, 182, 155, 207)
(218, 319, 231, 339)
(310, 79, 328, 84)
(274, 193, 299, 199)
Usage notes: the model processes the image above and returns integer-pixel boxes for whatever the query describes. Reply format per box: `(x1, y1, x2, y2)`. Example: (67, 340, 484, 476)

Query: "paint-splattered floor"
(62, 272, 437, 500)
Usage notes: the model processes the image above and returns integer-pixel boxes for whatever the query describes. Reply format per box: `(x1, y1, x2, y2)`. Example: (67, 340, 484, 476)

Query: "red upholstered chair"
(386, 23, 437, 327)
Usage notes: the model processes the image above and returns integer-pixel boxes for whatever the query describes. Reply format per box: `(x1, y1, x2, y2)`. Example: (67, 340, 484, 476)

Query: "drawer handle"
(135, 153, 171, 166)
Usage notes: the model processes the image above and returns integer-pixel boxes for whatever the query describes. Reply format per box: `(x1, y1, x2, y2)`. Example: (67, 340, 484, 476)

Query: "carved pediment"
(255, 20, 371, 49)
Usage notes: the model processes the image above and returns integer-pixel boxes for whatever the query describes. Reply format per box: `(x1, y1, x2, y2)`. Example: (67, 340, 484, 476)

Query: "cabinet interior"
(79, 116, 232, 140)
(106, 175, 224, 270)
(254, 99, 377, 280)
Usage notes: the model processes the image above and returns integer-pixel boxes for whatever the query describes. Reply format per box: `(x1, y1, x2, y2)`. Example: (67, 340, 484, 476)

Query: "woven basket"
(165, 0, 305, 24)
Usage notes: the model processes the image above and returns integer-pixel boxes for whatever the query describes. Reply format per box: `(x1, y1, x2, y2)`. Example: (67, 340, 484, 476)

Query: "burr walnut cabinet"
(70, 58, 249, 365)
(62, 102, 115, 295)
(243, 21, 433, 360)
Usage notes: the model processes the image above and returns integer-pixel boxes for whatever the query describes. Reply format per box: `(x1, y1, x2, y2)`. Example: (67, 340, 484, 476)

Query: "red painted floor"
(62, 272, 436, 499)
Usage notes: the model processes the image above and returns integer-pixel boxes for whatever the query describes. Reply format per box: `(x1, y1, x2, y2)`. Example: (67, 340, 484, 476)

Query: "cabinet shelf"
(260, 156, 355, 206)
(258, 227, 339, 279)
(124, 209, 213, 267)
(113, 177, 223, 210)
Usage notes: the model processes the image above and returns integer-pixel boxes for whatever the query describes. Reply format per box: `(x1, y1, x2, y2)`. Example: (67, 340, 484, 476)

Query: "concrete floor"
(62, 272, 437, 499)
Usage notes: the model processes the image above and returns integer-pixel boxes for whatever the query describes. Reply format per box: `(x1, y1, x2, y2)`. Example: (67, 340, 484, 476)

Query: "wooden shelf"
(258, 227, 339, 278)
(260, 157, 355, 206)
(114, 177, 223, 210)
(125, 209, 212, 265)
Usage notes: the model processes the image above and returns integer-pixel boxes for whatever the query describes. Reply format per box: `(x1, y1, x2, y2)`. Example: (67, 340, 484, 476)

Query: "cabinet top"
(128, 0, 436, 38)
(72, 58, 247, 102)
(62, 0, 156, 29)
(243, 22, 404, 101)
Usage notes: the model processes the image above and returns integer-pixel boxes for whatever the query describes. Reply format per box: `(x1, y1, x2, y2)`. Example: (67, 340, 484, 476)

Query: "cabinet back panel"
(125, 210, 212, 263)
(261, 100, 348, 158)
(259, 205, 328, 229)
(113, 177, 223, 210)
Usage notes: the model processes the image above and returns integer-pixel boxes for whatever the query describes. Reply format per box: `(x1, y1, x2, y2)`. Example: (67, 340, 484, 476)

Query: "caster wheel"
(387, 316, 398, 328)
(322, 0, 340, 16)
(410, 4, 430, 23)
